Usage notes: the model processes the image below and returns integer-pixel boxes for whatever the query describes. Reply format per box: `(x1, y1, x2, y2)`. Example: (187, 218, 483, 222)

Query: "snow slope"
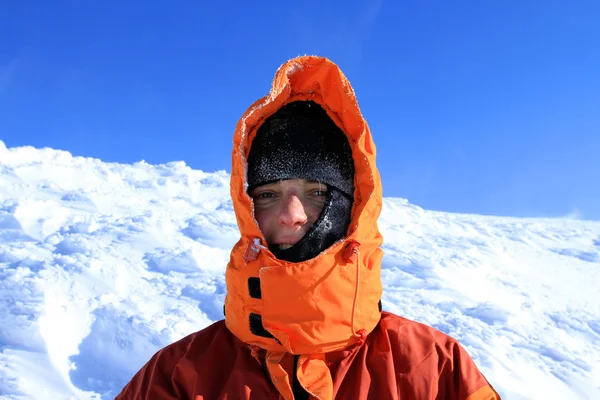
(0, 141, 599, 399)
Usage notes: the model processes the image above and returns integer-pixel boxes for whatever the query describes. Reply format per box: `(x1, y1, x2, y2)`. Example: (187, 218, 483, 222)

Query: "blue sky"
(1, 1, 599, 220)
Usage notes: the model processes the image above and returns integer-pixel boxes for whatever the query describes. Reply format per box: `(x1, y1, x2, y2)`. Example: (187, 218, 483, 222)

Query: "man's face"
(250, 179, 327, 251)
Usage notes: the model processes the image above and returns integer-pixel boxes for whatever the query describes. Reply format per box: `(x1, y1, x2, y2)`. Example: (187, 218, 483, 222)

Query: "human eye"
(307, 184, 328, 198)
(252, 190, 278, 205)
(256, 192, 275, 199)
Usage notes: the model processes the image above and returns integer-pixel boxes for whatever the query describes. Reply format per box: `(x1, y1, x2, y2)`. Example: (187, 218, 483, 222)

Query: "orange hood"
(225, 56, 383, 358)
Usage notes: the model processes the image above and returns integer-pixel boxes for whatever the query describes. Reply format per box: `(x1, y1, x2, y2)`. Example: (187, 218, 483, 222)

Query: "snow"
(1, 141, 599, 399)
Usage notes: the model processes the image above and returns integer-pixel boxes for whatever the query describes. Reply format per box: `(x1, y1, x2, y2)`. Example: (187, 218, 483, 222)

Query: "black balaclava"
(247, 101, 355, 262)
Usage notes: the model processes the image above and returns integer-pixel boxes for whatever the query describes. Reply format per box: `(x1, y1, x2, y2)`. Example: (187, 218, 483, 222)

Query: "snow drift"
(0, 141, 599, 399)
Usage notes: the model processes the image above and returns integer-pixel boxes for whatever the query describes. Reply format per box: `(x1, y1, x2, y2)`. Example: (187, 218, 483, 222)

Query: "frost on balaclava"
(247, 100, 355, 262)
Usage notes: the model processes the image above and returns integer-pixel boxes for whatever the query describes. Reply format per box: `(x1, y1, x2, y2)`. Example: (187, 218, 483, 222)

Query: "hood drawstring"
(343, 241, 367, 343)
(244, 237, 267, 263)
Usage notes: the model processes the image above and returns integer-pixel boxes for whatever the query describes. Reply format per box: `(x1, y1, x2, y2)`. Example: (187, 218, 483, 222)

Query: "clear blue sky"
(1, 1, 599, 220)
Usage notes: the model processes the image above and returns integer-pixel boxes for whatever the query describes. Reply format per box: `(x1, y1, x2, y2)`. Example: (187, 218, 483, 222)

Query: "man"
(117, 56, 500, 399)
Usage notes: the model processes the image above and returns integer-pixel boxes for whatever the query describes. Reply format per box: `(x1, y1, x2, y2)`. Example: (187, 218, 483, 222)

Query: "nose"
(278, 194, 308, 228)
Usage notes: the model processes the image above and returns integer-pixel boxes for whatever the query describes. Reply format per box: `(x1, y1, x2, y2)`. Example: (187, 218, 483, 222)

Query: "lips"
(272, 237, 302, 250)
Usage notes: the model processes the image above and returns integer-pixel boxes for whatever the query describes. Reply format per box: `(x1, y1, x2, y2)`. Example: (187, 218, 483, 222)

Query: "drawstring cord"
(254, 237, 267, 249)
(350, 248, 361, 338)
(344, 241, 367, 342)
(243, 237, 267, 263)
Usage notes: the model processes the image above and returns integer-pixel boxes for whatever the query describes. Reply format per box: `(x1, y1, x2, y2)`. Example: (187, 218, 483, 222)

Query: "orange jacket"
(117, 56, 500, 400)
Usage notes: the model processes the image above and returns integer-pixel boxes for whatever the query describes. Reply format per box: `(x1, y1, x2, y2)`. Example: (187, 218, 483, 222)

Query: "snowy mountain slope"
(0, 141, 599, 399)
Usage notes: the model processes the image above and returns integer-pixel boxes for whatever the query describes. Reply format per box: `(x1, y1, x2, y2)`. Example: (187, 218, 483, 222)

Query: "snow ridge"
(1, 141, 599, 399)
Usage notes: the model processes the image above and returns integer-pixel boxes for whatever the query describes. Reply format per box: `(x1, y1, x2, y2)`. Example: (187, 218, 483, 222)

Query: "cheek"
(306, 202, 326, 223)
(254, 208, 273, 236)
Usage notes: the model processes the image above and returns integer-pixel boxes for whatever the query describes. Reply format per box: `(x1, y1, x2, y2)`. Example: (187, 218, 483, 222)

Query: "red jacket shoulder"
(116, 320, 233, 399)
(379, 311, 464, 353)
(375, 312, 500, 400)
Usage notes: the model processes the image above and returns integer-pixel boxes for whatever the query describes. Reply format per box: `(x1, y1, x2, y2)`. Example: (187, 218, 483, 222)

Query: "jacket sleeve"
(465, 384, 501, 400)
(443, 339, 501, 400)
